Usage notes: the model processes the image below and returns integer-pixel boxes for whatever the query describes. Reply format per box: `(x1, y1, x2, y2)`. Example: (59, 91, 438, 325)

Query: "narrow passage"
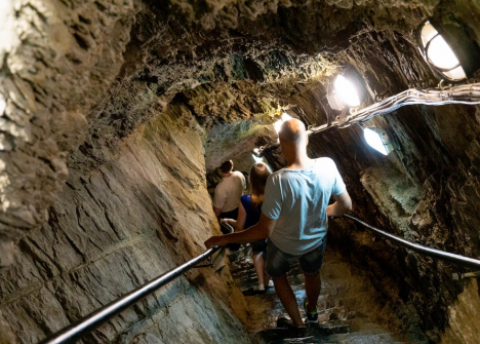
(227, 246, 429, 344)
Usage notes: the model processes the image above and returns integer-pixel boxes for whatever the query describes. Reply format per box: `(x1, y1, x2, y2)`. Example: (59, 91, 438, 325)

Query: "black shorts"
(251, 239, 267, 256)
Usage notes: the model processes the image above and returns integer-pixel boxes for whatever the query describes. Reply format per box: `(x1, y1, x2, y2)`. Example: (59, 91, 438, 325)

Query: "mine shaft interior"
(2, 1, 480, 343)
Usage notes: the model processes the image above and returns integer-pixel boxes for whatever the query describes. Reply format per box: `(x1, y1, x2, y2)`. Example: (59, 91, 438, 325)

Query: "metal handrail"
(39, 216, 480, 343)
(222, 222, 235, 233)
(344, 214, 480, 269)
(39, 245, 222, 344)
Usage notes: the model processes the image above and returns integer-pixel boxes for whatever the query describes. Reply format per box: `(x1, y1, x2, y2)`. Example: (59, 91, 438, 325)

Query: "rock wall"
(0, 110, 251, 344)
(0, 0, 141, 266)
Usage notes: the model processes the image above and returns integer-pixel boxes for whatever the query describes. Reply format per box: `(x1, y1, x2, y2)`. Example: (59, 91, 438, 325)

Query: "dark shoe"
(304, 298, 319, 324)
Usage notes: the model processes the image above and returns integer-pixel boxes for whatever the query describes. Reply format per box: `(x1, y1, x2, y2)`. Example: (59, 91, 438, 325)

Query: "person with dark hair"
(222, 162, 273, 292)
(213, 160, 246, 221)
(220, 160, 234, 174)
(205, 119, 352, 328)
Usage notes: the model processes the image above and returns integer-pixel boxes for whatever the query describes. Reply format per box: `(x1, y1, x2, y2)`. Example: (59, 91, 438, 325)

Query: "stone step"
(254, 329, 429, 344)
(327, 331, 429, 344)
(253, 323, 429, 344)
(253, 328, 341, 344)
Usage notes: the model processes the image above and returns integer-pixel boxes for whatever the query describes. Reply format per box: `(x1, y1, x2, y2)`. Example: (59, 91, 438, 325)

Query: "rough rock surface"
(2, 0, 480, 343)
(0, 0, 141, 265)
(0, 110, 251, 343)
(205, 120, 276, 173)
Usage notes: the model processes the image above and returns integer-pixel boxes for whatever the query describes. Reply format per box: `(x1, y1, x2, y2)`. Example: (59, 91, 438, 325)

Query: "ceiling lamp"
(418, 19, 480, 82)
(363, 128, 394, 156)
(327, 75, 361, 110)
(334, 75, 360, 108)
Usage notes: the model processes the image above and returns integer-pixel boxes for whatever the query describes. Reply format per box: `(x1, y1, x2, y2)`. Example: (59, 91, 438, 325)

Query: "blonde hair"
(250, 163, 272, 210)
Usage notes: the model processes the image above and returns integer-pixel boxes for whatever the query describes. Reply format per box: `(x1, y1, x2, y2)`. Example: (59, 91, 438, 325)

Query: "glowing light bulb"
(427, 35, 461, 70)
(334, 75, 360, 108)
(364, 128, 388, 155)
(443, 66, 467, 81)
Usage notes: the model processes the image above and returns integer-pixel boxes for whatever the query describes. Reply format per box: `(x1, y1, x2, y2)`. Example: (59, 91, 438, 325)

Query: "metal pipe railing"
(343, 214, 480, 269)
(39, 245, 221, 344)
(39, 216, 480, 344)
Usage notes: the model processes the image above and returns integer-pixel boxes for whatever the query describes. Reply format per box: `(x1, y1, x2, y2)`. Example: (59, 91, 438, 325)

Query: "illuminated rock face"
(1, 0, 480, 343)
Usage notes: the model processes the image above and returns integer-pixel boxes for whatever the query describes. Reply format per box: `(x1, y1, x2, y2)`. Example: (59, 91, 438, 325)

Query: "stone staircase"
(227, 246, 429, 344)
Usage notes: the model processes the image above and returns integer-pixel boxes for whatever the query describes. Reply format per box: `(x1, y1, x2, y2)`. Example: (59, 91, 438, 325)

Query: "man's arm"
(205, 214, 276, 248)
(213, 207, 222, 217)
(326, 190, 352, 217)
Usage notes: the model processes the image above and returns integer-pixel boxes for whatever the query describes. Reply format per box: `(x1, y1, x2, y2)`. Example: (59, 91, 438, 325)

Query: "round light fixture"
(419, 21, 467, 81)
(334, 75, 361, 108)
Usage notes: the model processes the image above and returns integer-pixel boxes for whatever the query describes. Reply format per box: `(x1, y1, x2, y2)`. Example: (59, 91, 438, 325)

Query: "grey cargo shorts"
(266, 238, 327, 278)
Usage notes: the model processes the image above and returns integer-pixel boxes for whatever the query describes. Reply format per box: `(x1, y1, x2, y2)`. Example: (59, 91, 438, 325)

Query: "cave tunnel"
(1, 0, 480, 343)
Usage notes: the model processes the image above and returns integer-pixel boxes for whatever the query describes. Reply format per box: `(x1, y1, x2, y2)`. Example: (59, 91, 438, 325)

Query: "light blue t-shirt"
(262, 158, 346, 256)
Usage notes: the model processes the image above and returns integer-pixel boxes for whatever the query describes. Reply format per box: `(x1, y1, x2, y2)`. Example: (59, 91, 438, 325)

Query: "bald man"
(205, 119, 352, 328)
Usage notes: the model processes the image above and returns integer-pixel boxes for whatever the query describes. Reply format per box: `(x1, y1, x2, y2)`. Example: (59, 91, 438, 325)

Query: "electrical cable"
(254, 82, 480, 155)
(308, 82, 480, 135)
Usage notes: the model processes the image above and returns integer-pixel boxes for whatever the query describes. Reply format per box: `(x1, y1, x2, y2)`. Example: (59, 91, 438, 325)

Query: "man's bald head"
(279, 118, 307, 145)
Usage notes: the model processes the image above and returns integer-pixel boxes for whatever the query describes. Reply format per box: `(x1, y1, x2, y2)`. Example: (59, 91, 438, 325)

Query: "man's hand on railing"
(204, 235, 229, 249)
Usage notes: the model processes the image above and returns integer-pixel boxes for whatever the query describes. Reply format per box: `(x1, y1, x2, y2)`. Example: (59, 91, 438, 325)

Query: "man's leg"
(304, 272, 321, 312)
(299, 239, 327, 316)
(252, 252, 265, 286)
(273, 275, 303, 327)
(261, 246, 272, 286)
(266, 242, 303, 327)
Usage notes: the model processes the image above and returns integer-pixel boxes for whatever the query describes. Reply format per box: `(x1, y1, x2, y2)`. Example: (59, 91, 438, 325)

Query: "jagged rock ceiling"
(0, 0, 439, 261)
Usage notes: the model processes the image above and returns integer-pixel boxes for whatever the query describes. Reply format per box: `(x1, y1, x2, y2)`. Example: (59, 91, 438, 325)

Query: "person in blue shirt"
(221, 162, 273, 292)
(206, 119, 352, 327)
